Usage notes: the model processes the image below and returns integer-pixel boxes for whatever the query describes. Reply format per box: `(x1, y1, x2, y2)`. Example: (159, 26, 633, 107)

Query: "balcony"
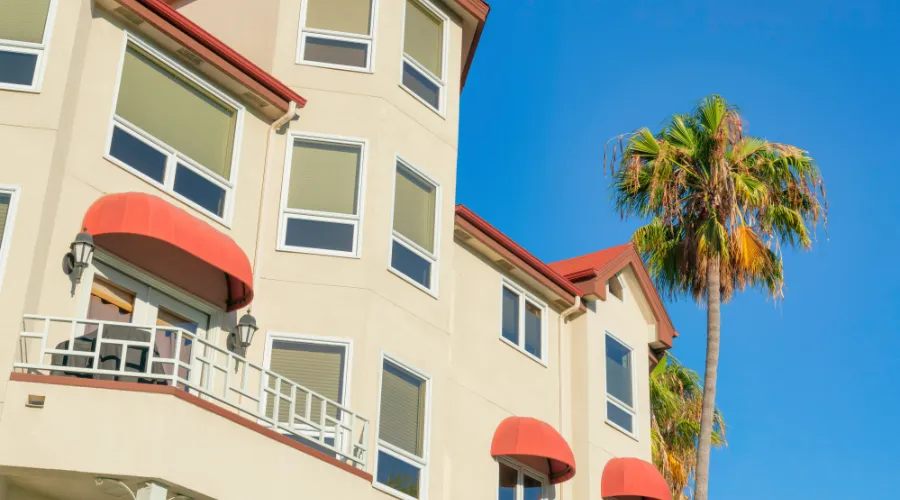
(13, 314, 370, 470)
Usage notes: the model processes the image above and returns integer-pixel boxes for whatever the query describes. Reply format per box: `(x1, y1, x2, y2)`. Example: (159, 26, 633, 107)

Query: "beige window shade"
(0, 0, 51, 44)
(116, 44, 237, 180)
(287, 139, 361, 215)
(90, 277, 136, 314)
(305, 0, 372, 35)
(267, 341, 346, 425)
(0, 193, 10, 250)
(393, 164, 436, 253)
(379, 361, 426, 457)
(404, 0, 443, 77)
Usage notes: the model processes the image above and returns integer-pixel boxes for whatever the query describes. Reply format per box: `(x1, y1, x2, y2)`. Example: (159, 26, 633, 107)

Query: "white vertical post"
(135, 482, 168, 500)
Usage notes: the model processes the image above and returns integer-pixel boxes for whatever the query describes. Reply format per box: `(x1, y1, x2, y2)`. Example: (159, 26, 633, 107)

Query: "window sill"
(388, 266, 439, 299)
(498, 336, 547, 368)
(605, 419, 639, 442)
(372, 481, 421, 500)
(276, 244, 361, 259)
(0, 82, 41, 93)
(296, 59, 374, 74)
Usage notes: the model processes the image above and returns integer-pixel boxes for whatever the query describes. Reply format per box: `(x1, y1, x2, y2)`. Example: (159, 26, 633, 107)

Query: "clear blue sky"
(457, 1, 899, 498)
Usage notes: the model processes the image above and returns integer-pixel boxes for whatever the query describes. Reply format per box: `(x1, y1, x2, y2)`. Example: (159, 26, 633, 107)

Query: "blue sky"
(457, 1, 899, 498)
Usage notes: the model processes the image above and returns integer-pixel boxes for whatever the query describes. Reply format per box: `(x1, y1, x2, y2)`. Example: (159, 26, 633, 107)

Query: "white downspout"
(558, 294, 581, 500)
(248, 101, 298, 314)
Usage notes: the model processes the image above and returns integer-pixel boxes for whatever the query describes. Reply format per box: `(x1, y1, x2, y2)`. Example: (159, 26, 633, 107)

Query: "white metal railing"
(14, 314, 369, 469)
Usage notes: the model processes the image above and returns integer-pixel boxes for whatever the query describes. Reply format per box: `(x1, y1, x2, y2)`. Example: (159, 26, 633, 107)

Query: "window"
(500, 278, 547, 363)
(390, 159, 439, 293)
(264, 335, 349, 439)
(608, 273, 624, 300)
(605, 333, 636, 435)
(498, 460, 549, 500)
(107, 37, 242, 223)
(0, 0, 56, 91)
(279, 134, 366, 257)
(375, 357, 430, 500)
(400, 0, 447, 113)
(0, 186, 19, 292)
(297, 0, 376, 70)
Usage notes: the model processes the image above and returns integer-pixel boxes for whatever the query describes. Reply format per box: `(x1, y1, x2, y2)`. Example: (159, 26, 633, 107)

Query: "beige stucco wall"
(0, 1, 662, 499)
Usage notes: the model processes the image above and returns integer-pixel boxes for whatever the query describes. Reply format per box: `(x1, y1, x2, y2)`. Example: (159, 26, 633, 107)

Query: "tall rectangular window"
(390, 159, 439, 293)
(264, 336, 349, 438)
(401, 0, 447, 113)
(298, 0, 376, 70)
(0, 0, 56, 91)
(605, 333, 636, 435)
(500, 278, 547, 363)
(107, 38, 242, 223)
(375, 357, 430, 500)
(0, 186, 19, 292)
(279, 134, 365, 257)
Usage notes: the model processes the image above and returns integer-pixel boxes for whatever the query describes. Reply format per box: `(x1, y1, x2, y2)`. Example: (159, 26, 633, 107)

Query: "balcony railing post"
(172, 328, 183, 387)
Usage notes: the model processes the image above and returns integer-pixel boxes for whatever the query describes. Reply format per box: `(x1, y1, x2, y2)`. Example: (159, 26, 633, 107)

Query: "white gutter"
(557, 294, 581, 499)
(248, 101, 298, 314)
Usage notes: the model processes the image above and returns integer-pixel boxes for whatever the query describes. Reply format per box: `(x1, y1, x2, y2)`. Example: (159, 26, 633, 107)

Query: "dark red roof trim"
(454, 0, 490, 87)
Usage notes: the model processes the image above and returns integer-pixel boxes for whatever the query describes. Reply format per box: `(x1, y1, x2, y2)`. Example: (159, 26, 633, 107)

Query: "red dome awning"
(601, 457, 671, 500)
(490, 417, 576, 484)
(82, 193, 253, 312)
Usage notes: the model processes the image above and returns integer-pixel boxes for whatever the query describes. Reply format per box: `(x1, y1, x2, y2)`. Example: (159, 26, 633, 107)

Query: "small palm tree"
(607, 95, 827, 500)
(651, 355, 725, 499)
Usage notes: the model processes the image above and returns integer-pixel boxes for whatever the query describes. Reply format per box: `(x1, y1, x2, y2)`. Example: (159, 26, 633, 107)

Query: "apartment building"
(0, 1, 675, 499)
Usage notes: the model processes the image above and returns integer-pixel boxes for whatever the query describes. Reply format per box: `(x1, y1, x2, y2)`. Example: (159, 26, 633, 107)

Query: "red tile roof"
(548, 243, 633, 279)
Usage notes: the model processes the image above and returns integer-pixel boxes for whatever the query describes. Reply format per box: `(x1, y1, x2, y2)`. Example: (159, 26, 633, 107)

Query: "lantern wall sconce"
(63, 231, 95, 284)
(227, 313, 258, 357)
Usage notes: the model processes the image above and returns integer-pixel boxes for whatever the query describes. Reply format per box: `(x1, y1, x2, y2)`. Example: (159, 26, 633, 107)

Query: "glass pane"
(402, 62, 440, 110)
(173, 164, 226, 217)
(109, 126, 167, 183)
(305, 0, 372, 35)
(0, 49, 37, 86)
(304, 36, 368, 67)
(391, 240, 432, 289)
(0, 0, 52, 43)
(605, 335, 633, 406)
(379, 360, 426, 457)
(288, 139, 361, 215)
(524, 302, 542, 358)
(376, 451, 422, 499)
(501, 287, 519, 345)
(0, 193, 11, 249)
(404, 0, 442, 76)
(284, 217, 355, 253)
(523, 474, 543, 500)
(498, 462, 517, 500)
(607, 401, 634, 433)
(393, 163, 436, 252)
(116, 45, 236, 180)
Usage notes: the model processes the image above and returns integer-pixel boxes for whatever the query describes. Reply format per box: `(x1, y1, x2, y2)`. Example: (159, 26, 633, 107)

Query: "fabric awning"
(490, 416, 576, 484)
(82, 192, 253, 311)
(601, 457, 671, 500)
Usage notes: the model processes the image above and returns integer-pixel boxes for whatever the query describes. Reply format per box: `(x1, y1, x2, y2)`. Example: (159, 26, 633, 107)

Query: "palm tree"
(606, 95, 827, 500)
(651, 355, 726, 499)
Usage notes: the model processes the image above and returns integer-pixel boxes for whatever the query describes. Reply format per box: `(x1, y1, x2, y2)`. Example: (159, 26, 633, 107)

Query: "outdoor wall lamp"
(63, 231, 95, 283)
(227, 313, 258, 357)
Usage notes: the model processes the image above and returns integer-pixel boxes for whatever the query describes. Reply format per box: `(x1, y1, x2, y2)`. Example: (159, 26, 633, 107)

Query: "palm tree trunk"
(694, 257, 721, 500)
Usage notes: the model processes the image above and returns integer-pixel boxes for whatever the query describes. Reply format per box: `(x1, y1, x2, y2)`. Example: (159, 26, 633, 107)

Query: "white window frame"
(295, 0, 379, 72)
(104, 32, 245, 227)
(260, 332, 353, 438)
(398, 0, 449, 116)
(496, 457, 551, 500)
(388, 156, 441, 297)
(604, 331, 638, 438)
(373, 352, 432, 500)
(608, 272, 626, 301)
(499, 277, 548, 366)
(0, 0, 57, 93)
(276, 131, 368, 258)
(0, 185, 21, 294)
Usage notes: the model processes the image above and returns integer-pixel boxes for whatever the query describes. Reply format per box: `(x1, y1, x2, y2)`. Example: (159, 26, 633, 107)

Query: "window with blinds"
(376, 358, 429, 500)
(390, 160, 439, 292)
(299, 0, 375, 70)
(0, 190, 16, 290)
(0, 0, 55, 89)
(266, 339, 347, 428)
(280, 135, 365, 256)
(401, 0, 447, 112)
(107, 39, 241, 221)
(500, 278, 547, 362)
(605, 334, 635, 434)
